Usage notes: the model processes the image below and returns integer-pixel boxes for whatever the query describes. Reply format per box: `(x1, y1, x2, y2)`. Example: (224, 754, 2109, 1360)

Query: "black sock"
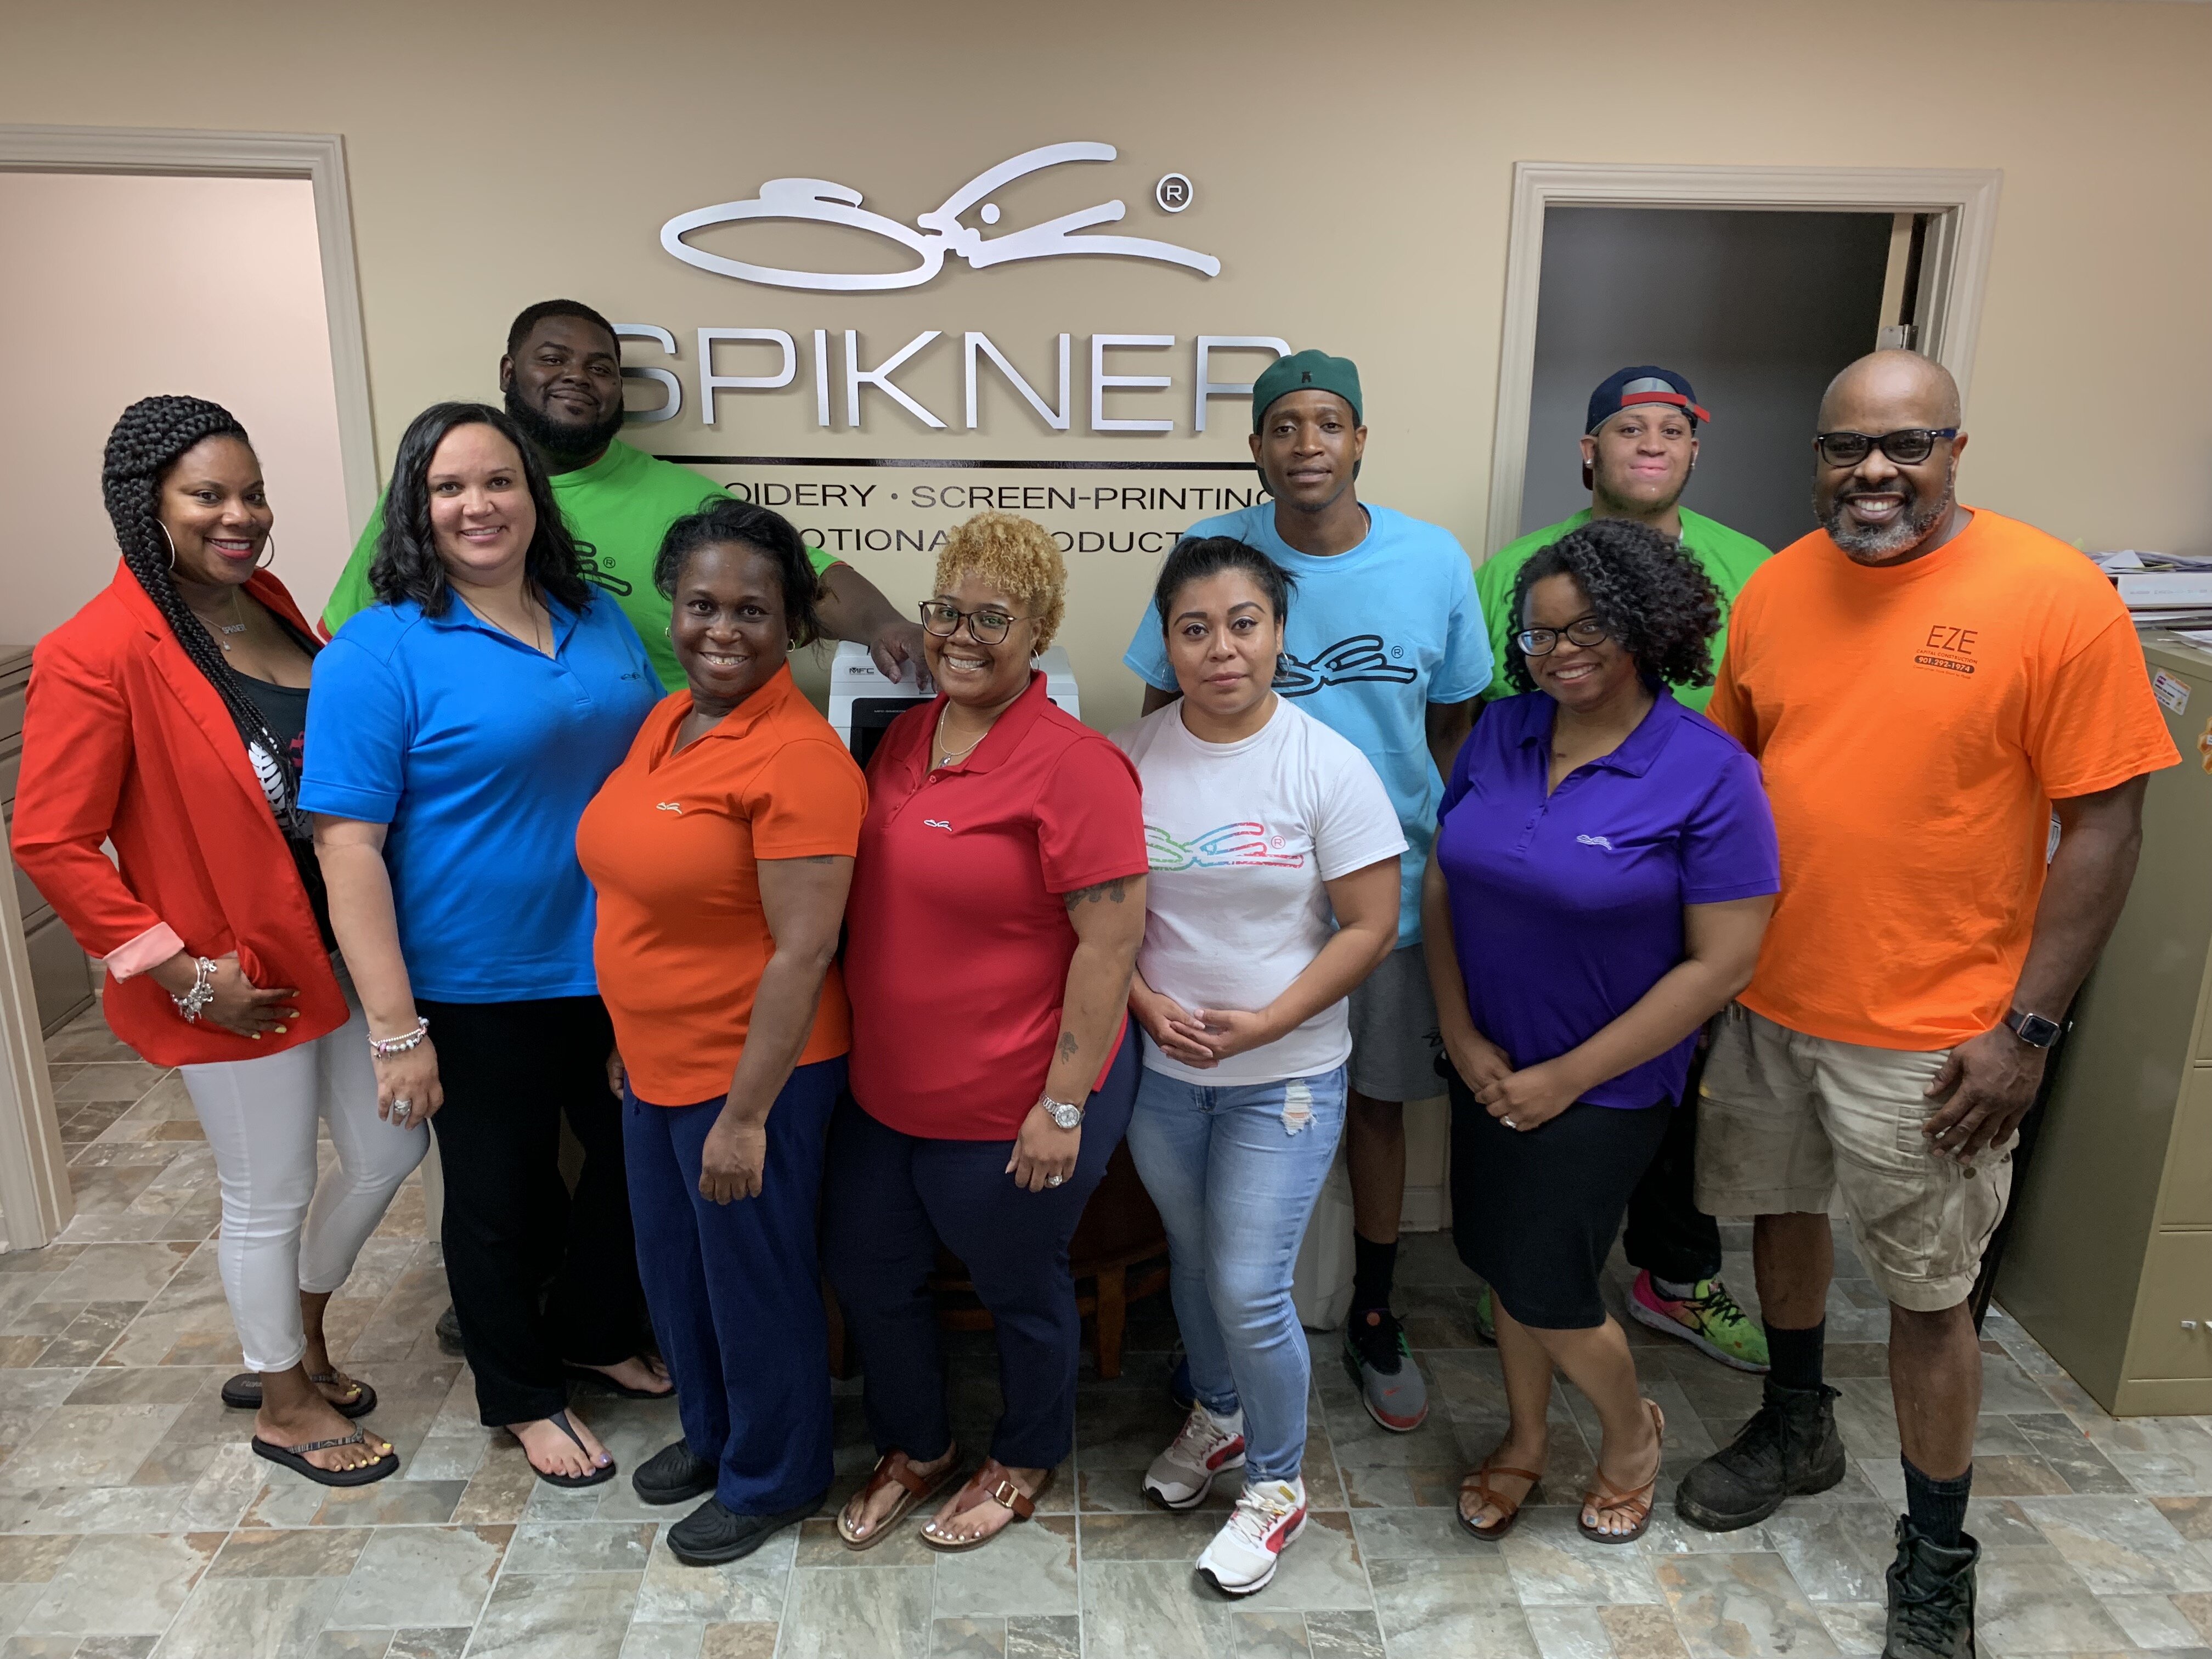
(1903, 1456, 1972, 1549)
(1764, 1318, 1826, 1392)
(1351, 1234, 1397, 1315)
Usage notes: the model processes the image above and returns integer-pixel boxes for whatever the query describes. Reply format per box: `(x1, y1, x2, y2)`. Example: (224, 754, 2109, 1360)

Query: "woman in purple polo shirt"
(1424, 520, 1778, 1547)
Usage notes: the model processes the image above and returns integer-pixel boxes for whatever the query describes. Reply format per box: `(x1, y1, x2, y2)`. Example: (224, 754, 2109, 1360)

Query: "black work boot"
(1675, 1380, 1846, 1530)
(1883, 1516, 1978, 1658)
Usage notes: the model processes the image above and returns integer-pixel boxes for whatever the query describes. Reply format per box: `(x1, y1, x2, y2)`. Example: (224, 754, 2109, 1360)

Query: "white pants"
(178, 958, 427, 1372)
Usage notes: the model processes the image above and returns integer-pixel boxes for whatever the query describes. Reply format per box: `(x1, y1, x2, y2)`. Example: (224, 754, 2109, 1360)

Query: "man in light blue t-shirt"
(1122, 349, 1491, 1434)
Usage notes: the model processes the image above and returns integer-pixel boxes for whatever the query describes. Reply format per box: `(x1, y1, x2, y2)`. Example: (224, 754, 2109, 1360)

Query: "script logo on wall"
(659, 141, 1221, 292)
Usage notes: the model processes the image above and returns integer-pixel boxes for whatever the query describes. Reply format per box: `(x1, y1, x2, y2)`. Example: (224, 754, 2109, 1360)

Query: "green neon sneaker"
(1473, 1284, 1497, 1344)
(1629, 1272, 1770, 1373)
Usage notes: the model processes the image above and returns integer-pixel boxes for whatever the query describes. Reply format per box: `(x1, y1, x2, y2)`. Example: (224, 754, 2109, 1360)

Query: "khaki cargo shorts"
(1694, 1002, 2014, 1313)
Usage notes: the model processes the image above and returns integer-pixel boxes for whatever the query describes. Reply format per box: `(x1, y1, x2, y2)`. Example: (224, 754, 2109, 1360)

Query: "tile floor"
(3, 1004, 2211, 1657)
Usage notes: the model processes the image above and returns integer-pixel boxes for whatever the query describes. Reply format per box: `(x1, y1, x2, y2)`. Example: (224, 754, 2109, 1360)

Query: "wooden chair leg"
(1092, 1264, 1128, 1381)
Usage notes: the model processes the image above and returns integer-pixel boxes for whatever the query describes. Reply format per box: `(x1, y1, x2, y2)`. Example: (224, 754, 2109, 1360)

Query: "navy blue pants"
(823, 1031, 1137, 1471)
(622, 1058, 843, 1515)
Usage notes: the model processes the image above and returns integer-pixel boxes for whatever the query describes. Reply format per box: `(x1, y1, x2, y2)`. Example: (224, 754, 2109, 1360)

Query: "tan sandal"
(837, 1446, 962, 1550)
(920, 1458, 1054, 1553)
(1578, 1400, 1664, 1544)
(1458, 1452, 1543, 1541)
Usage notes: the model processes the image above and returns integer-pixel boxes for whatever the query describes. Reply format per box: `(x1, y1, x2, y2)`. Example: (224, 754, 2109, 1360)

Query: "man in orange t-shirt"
(1678, 352, 2177, 1651)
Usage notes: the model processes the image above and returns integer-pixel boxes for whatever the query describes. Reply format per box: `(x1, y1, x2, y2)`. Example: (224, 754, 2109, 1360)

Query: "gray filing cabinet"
(1996, 632, 2212, 1415)
(1, 645, 98, 1036)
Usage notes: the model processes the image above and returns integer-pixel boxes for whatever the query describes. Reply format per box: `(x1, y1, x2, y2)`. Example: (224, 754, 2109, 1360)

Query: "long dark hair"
(1153, 534, 1296, 630)
(369, 402, 599, 617)
(101, 394, 308, 835)
(1503, 518, 1723, 694)
(654, 498, 824, 648)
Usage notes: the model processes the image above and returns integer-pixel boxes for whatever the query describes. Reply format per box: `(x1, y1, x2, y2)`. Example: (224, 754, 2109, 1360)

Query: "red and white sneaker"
(1197, 1477, 1307, 1596)
(1143, 1403, 1246, 1511)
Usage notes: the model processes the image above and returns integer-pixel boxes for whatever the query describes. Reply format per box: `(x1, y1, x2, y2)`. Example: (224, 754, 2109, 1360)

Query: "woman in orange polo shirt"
(576, 499, 866, 1570)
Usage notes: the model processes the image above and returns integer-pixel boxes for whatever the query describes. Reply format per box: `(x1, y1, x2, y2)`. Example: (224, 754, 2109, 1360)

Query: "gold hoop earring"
(159, 522, 180, 575)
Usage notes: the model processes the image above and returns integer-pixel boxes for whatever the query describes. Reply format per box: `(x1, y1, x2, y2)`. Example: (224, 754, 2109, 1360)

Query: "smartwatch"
(2002, 1007, 2063, 1049)
(1040, 1093, 1086, 1130)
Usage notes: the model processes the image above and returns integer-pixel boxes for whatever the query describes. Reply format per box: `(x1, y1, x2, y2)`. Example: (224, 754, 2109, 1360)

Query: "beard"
(1820, 460, 1955, 561)
(504, 385, 625, 467)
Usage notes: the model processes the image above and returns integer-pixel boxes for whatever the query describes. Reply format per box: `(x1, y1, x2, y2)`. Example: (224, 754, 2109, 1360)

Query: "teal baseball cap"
(1251, 350, 1362, 432)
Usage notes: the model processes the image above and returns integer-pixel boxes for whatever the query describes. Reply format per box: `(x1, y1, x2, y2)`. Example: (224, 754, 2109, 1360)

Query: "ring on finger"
(1045, 1173, 1065, 1187)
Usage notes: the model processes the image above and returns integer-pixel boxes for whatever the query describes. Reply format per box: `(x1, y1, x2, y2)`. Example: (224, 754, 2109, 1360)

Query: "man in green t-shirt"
(1473, 365, 1771, 1372)
(320, 299, 925, 692)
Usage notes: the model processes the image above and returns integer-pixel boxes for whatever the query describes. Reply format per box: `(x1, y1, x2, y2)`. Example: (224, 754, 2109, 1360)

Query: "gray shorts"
(1346, 944, 1444, 1103)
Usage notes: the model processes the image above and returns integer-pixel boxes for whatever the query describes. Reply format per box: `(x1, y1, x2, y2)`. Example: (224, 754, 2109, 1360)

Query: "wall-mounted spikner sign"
(659, 142, 1222, 293)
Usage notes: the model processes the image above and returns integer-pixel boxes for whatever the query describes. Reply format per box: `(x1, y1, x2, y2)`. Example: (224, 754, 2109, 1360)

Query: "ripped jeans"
(1126, 1064, 1348, 1481)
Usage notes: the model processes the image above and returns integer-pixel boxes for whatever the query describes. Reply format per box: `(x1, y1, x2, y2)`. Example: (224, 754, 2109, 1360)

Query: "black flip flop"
(518, 1408, 618, 1488)
(221, 1372, 379, 1418)
(251, 1426, 399, 1487)
(563, 1362, 674, 1401)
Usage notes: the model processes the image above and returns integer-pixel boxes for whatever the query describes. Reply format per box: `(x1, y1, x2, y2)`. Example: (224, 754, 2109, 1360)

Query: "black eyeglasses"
(1814, 428, 1958, 467)
(918, 600, 1023, 645)
(1515, 616, 1611, 657)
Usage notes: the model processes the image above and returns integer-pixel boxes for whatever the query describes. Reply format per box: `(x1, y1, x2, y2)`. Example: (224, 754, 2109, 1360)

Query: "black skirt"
(1448, 1071, 1672, 1330)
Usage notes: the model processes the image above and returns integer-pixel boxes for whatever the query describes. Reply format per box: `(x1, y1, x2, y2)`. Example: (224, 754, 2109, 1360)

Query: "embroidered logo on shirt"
(922, 818, 953, 830)
(1576, 834, 1615, 849)
(1146, 822, 1306, 871)
(656, 802, 683, 814)
(1272, 635, 1419, 696)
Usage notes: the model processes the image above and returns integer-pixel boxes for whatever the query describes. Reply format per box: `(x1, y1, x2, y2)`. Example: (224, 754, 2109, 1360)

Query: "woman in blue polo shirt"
(304, 403, 666, 1488)
(1424, 520, 1777, 1547)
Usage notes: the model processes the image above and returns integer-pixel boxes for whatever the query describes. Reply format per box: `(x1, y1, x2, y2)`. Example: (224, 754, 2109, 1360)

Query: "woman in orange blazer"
(13, 396, 425, 1487)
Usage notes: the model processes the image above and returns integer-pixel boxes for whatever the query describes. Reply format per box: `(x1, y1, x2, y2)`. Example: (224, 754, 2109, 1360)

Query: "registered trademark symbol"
(1391, 645, 1404, 657)
(1155, 173, 1193, 213)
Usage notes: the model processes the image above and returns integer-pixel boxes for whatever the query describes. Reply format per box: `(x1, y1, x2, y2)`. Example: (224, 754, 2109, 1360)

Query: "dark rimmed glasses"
(1814, 427, 1959, 467)
(1515, 616, 1611, 657)
(918, 600, 1022, 645)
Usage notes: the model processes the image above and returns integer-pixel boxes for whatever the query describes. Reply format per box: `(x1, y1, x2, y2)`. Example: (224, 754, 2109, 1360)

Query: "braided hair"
(101, 394, 307, 836)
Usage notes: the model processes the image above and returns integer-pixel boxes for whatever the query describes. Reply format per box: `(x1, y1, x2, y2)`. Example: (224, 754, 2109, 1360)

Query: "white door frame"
(0, 125, 379, 530)
(1485, 162, 2004, 555)
(0, 126, 375, 1248)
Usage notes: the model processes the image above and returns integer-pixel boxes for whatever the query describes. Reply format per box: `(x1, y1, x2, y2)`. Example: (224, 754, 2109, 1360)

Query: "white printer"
(826, 641, 1081, 767)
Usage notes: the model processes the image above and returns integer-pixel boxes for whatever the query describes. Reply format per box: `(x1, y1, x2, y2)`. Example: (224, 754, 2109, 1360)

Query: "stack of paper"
(2087, 551, 2212, 630)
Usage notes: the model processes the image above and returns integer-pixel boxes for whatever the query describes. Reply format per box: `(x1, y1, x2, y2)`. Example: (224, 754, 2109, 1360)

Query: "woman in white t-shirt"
(1113, 537, 1405, 1597)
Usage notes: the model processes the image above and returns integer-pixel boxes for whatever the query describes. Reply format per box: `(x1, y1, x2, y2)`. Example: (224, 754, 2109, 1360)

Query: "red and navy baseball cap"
(1585, 366, 1711, 433)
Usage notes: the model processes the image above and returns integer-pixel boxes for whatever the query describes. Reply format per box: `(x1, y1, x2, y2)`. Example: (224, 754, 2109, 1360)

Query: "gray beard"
(1821, 461, 1955, 561)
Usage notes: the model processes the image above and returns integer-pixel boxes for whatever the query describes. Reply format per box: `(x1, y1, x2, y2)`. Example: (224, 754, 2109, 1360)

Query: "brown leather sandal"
(920, 1457, 1055, 1553)
(1578, 1400, 1665, 1544)
(1457, 1453, 1543, 1541)
(837, 1446, 962, 1551)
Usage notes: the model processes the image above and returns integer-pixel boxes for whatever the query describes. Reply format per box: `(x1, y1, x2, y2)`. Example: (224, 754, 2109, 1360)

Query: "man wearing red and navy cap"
(1472, 365, 1772, 1374)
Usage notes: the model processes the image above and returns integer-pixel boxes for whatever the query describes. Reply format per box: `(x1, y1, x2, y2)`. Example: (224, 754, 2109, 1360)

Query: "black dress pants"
(420, 996, 646, 1425)
(1619, 1041, 1724, 1285)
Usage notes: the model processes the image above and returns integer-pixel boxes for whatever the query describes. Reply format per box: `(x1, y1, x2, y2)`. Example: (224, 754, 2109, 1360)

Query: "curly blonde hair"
(933, 511, 1066, 654)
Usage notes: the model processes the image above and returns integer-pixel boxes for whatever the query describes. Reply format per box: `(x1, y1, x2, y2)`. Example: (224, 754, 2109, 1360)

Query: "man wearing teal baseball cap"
(1472, 364, 1771, 1375)
(1122, 349, 1494, 1436)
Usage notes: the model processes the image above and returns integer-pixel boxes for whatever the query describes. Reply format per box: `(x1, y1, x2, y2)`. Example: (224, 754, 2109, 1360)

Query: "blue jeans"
(1125, 1064, 1348, 1481)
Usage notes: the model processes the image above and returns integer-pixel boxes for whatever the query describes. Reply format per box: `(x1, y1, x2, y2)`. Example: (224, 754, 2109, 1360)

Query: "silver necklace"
(934, 707, 988, 768)
(196, 592, 249, 653)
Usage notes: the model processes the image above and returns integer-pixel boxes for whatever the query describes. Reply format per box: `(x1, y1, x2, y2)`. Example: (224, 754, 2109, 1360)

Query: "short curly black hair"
(653, 497, 823, 648)
(1502, 518, 1724, 694)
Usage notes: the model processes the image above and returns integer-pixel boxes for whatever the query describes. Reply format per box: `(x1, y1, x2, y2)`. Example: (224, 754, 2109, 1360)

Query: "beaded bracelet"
(171, 956, 219, 1024)
(368, 1016, 430, 1059)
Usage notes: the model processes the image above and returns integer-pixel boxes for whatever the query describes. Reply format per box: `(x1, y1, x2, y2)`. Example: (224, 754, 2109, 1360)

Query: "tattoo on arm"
(1057, 1031, 1080, 1060)
(1063, 876, 1131, 911)
(799, 855, 838, 864)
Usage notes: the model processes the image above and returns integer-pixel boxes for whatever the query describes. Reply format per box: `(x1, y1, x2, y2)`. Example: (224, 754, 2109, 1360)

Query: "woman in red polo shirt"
(577, 500, 866, 1569)
(829, 512, 1148, 1554)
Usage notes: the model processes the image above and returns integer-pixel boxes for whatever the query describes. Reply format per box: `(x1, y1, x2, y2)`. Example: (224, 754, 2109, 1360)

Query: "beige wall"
(0, 173, 349, 640)
(5, 0, 2209, 733)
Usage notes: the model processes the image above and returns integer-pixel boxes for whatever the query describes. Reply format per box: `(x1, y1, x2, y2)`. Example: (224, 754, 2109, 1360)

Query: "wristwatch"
(2002, 1007, 2063, 1049)
(1039, 1092, 1086, 1130)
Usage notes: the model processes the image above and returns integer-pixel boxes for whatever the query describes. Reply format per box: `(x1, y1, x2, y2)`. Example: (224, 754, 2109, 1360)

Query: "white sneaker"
(1142, 1403, 1246, 1511)
(1197, 1478, 1307, 1595)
